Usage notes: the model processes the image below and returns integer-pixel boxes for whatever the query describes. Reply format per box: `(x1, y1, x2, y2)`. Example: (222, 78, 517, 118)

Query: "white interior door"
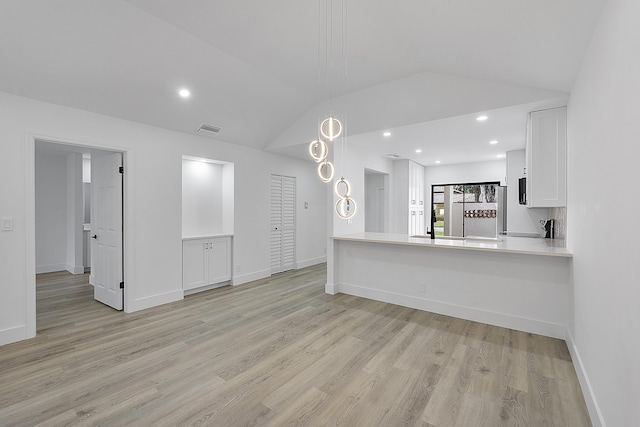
(91, 152, 124, 310)
(270, 175, 296, 274)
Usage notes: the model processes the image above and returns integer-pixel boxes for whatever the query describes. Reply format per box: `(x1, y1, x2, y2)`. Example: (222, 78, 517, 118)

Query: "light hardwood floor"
(0, 264, 591, 426)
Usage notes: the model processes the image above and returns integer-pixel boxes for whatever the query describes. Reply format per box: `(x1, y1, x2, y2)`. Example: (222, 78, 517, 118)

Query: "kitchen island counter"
(332, 232, 571, 257)
(327, 232, 572, 339)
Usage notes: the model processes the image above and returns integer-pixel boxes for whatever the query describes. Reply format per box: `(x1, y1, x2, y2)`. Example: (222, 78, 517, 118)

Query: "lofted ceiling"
(0, 0, 605, 164)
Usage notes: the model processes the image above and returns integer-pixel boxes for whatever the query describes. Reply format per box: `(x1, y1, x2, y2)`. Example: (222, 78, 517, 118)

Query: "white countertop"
(332, 232, 572, 258)
(182, 234, 234, 241)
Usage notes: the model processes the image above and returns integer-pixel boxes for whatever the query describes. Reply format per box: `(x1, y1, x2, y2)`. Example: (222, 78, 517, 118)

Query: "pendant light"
(309, 0, 356, 220)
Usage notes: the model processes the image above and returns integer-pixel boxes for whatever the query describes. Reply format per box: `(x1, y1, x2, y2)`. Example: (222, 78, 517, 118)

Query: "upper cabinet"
(526, 107, 567, 207)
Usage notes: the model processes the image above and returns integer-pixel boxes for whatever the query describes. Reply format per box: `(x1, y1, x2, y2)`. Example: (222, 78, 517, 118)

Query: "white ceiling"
(0, 0, 605, 165)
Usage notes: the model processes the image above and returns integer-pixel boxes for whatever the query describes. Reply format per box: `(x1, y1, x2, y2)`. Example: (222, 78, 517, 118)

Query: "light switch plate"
(2, 217, 13, 231)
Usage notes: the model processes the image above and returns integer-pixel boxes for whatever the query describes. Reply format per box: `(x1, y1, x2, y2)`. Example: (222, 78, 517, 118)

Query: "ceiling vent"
(196, 123, 222, 136)
(386, 153, 404, 159)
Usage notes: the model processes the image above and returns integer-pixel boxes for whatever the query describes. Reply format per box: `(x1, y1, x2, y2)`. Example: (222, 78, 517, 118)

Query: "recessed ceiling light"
(415, 149, 422, 153)
(497, 153, 506, 159)
(489, 140, 498, 145)
(178, 88, 191, 98)
(435, 160, 441, 164)
(476, 115, 488, 122)
(383, 131, 391, 137)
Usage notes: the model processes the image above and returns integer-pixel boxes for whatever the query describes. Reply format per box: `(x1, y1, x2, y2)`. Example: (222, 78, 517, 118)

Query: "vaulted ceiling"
(0, 0, 605, 163)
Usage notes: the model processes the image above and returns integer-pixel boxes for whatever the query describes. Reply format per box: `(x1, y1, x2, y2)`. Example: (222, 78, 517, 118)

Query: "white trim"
(66, 264, 85, 275)
(565, 329, 606, 427)
(0, 325, 28, 346)
(325, 282, 338, 295)
(183, 281, 230, 296)
(296, 255, 326, 269)
(232, 268, 271, 286)
(25, 134, 36, 340)
(35, 264, 67, 274)
(127, 289, 183, 313)
(337, 282, 566, 339)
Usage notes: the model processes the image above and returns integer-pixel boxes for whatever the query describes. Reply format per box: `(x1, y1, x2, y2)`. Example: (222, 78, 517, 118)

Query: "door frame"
(25, 133, 133, 338)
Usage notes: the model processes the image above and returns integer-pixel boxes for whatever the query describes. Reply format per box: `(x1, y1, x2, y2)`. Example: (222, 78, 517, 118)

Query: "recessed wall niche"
(182, 156, 234, 238)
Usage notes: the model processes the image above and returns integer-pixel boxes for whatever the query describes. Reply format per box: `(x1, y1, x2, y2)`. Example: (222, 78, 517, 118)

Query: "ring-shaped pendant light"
(334, 177, 351, 198)
(318, 160, 334, 183)
(309, 139, 328, 163)
(320, 116, 342, 141)
(336, 196, 357, 219)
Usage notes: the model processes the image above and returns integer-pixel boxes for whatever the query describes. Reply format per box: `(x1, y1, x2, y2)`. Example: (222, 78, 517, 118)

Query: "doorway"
(270, 174, 296, 274)
(364, 169, 389, 233)
(431, 182, 504, 238)
(32, 140, 126, 334)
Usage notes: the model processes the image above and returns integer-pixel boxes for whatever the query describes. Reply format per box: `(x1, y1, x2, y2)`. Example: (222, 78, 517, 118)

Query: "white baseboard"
(89, 274, 95, 286)
(36, 263, 66, 274)
(66, 264, 85, 275)
(232, 268, 270, 286)
(126, 289, 183, 313)
(0, 324, 30, 346)
(565, 329, 606, 427)
(296, 256, 326, 269)
(325, 282, 338, 295)
(337, 282, 566, 339)
(183, 281, 230, 296)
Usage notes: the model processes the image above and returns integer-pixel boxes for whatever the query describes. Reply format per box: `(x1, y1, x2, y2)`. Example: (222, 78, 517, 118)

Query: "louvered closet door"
(270, 175, 296, 274)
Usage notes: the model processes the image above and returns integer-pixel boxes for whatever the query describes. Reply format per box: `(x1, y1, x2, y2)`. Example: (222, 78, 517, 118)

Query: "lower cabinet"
(408, 208, 425, 236)
(183, 236, 232, 291)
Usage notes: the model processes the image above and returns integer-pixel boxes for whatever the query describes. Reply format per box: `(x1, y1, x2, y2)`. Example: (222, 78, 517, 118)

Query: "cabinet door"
(417, 163, 425, 207)
(208, 237, 231, 284)
(409, 161, 418, 206)
(183, 239, 208, 290)
(527, 107, 567, 207)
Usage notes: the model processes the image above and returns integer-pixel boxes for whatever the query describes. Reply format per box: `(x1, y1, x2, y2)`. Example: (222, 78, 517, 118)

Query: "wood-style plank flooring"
(0, 265, 591, 426)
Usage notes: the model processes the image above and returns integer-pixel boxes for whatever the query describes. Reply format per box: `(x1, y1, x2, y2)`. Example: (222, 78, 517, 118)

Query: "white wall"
(506, 150, 548, 235)
(34, 150, 67, 273)
(0, 91, 326, 346)
(182, 159, 225, 238)
(331, 143, 395, 236)
(66, 153, 83, 274)
(566, 0, 640, 425)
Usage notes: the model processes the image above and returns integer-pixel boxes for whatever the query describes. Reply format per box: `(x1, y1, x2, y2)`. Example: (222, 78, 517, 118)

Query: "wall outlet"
(1, 217, 13, 231)
(418, 283, 426, 293)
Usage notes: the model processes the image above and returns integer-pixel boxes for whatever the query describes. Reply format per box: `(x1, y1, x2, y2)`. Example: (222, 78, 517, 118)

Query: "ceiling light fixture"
(435, 160, 441, 164)
(489, 140, 498, 145)
(383, 131, 391, 137)
(497, 153, 506, 159)
(476, 115, 488, 121)
(308, 0, 356, 220)
(415, 149, 422, 153)
(178, 88, 190, 98)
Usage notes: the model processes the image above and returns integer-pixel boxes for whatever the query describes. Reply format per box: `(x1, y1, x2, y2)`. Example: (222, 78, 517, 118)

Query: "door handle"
(92, 235, 98, 240)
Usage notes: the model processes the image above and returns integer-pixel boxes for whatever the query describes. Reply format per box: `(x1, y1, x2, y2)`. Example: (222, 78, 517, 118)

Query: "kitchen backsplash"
(548, 207, 566, 240)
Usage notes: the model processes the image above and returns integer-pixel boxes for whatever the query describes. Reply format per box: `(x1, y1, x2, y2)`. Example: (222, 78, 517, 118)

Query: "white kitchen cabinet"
(526, 107, 567, 207)
(182, 236, 232, 291)
(393, 159, 425, 234)
(409, 208, 425, 236)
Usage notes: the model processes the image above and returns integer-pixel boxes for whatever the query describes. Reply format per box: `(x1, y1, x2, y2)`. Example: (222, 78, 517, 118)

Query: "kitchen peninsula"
(326, 232, 571, 339)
